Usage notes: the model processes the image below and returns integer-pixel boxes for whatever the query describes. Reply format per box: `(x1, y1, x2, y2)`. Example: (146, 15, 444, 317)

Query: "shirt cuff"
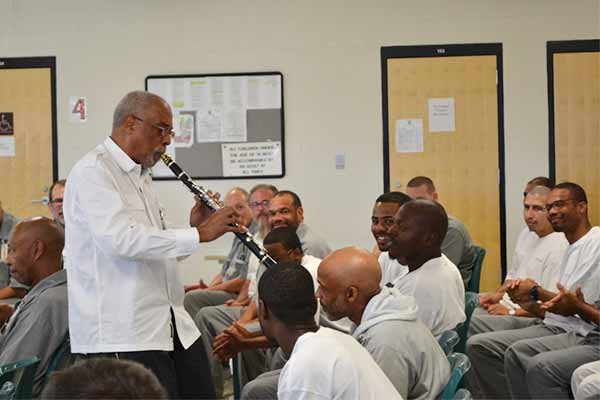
(174, 228, 201, 257)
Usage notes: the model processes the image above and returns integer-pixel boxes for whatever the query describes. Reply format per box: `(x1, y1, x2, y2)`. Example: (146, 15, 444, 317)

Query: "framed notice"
(146, 72, 285, 180)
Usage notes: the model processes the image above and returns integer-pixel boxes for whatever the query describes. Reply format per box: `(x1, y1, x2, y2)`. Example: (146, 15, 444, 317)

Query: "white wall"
(1, 0, 598, 283)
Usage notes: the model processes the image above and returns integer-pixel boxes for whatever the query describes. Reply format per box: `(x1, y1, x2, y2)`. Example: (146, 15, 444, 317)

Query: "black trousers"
(78, 321, 216, 399)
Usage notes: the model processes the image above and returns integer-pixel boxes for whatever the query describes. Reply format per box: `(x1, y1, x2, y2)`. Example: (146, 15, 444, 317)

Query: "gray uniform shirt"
(0, 269, 68, 396)
(443, 216, 476, 287)
(221, 220, 258, 281)
(295, 222, 332, 259)
(0, 212, 18, 288)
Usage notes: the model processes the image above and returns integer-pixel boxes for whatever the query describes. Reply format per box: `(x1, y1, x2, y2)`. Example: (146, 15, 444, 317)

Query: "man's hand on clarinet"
(197, 207, 244, 242)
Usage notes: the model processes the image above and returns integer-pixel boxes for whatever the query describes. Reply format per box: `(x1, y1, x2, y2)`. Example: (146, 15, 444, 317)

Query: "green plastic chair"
(467, 246, 486, 293)
(0, 357, 40, 400)
(45, 336, 72, 379)
(455, 292, 480, 354)
(437, 330, 460, 355)
(440, 352, 471, 400)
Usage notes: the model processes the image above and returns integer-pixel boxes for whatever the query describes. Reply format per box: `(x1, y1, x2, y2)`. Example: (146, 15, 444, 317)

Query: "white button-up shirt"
(64, 137, 201, 353)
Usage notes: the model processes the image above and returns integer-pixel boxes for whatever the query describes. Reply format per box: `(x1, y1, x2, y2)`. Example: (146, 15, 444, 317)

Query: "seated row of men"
(180, 179, 471, 399)
(0, 176, 469, 399)
(466, 179, 600, 399)
(1, 176, 598, 399)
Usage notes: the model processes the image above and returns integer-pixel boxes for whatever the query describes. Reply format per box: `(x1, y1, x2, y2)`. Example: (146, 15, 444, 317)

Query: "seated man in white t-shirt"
(467, 182, 600, 399)
(470, 186, 568, 334)
(317, 247, 449, 400)
(370, 191, 412, 287)
(200, 227, 321, 397)
(386, 200, 466, 337)
(257, 261, 402, 400)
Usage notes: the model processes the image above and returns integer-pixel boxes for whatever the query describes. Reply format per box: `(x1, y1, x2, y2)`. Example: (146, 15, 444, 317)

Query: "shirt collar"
(23, 269, 67, 300)
(103, 137, 146, 177)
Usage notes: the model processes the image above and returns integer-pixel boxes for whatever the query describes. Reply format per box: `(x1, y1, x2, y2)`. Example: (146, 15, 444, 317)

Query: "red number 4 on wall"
(69, 96, 87, 122)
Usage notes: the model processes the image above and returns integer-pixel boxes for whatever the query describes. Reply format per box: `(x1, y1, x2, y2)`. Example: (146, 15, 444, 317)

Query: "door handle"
(30, 197, 49, 205)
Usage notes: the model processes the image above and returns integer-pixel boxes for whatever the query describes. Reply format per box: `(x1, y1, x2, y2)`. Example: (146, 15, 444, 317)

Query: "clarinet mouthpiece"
(161, 153, 173, 165)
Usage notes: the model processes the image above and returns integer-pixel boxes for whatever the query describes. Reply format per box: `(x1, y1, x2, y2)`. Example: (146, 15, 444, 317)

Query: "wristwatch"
(530, 285, 541, 302)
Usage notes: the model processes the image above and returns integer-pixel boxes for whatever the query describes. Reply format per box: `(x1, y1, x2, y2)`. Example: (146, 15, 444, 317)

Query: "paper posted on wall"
(395, 119, 423, 153)
(428, 98, 455, 132)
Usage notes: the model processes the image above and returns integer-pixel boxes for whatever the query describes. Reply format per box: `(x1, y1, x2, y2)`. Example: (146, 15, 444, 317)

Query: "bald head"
(224, 187, 252, 227)
(14, 217, 64, 252)
(316, 247, 382, 323)
(8, 217, 64, 286)
(319, 247, 381, 292)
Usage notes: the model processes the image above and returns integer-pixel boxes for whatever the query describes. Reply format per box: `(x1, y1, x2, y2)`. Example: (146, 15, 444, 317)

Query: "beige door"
(550, 41, 600, 226)
(0, 57, 56, 220)
(383, 45, 504, 292)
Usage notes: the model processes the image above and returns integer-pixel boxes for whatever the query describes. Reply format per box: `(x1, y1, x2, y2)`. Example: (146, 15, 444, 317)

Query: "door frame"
(547, 39, 600, 184)
(0, 56, 58, 181)
(380, 43, 507, 276)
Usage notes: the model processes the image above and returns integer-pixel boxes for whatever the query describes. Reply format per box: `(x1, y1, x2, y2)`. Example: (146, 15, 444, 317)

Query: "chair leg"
(232, 354, 241, 400)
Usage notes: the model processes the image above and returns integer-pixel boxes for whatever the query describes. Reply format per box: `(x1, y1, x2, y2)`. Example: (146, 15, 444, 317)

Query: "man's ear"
(31, 240, 45, 262)
(259, 300, 270, 320)
(577, 201, 588, 216)
(290, 248, 303, 261)
(346, 286, 359, 303)
(296, 206, 304, 222)
(423, 231, 437, 248)
(124, 115, 137, 133)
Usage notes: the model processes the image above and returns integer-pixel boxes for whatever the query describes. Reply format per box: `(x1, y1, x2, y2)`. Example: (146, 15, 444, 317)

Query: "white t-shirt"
(378, 252, 409, 288)
(506, 228, 567, 286)
(278, 327, 402, 400)
(393, 255, 465, 337)
(502, 229, 568, 310)
(544, 227, 600, 336)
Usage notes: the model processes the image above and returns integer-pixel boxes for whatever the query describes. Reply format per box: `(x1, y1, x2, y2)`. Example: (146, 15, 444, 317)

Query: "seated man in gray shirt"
(406, 176, 476, 287)
(184, 187, 256, 319)
(1, 217, 68, 397)
(318, 247, 450, 400)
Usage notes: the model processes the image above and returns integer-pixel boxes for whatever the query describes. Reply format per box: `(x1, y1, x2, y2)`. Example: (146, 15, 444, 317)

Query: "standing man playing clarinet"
(64, 91, 243, 399)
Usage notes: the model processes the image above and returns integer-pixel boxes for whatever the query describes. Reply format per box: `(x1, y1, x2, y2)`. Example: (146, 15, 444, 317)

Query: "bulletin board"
(145, 72, 284, 180)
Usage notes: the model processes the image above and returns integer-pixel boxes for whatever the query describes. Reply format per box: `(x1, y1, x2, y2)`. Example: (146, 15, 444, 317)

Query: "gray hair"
(112, 91, 167, 130)
(249, 184, 278, 197)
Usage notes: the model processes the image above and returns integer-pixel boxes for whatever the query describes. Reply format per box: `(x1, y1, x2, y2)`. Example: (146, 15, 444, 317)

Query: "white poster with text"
(222, 141, 281, 177)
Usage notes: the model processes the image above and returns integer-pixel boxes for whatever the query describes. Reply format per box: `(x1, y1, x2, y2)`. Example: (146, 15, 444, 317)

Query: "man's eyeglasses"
(132, 115, 175, 139)
(546, 199, 578, 212)
(250, 200, 270, 209)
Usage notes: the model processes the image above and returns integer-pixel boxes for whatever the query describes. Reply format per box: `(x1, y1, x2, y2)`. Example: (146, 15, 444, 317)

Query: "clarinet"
(161, 154, 276, 268)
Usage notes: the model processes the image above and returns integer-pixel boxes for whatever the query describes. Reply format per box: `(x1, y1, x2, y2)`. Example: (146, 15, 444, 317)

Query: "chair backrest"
(455, 291, 480, 354)
(440, 352, 471, 400)
(45, 335, 72, 377)
(437, 330, 460, 355)
(0, 357, 40, 400)
(467, 246, 486, 293)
